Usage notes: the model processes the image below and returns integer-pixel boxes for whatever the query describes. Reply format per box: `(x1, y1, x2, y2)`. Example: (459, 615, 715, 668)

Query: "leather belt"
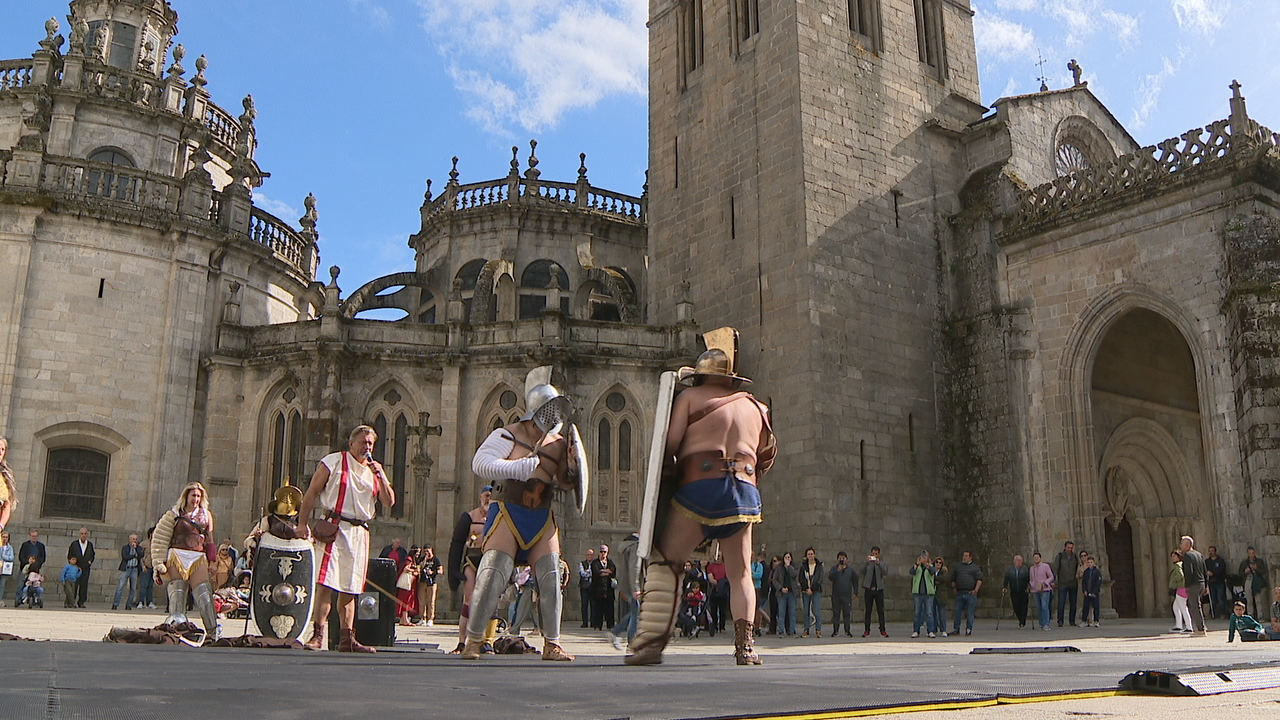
(677, 451, 757, 486)
(323, 510, 369, 529)
(490, 478, 553, 510)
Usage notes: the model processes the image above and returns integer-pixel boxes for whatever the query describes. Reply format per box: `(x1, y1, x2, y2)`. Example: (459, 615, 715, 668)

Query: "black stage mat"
(2, 640, 1278, 720)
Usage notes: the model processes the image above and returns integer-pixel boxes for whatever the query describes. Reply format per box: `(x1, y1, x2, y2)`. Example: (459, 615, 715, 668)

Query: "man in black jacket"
(1003, 554, 1030, 628)
(1205, 546, 1228, 619)
(68, 527, 95, 608)
(860, 546, 889, 637)
(112, 533, 143, 610)
(827, 552, 859, 637)
(590, 544, 617, 630)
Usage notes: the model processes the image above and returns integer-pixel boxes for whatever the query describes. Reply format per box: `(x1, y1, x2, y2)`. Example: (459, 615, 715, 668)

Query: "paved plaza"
(2, 607, 1279, 719)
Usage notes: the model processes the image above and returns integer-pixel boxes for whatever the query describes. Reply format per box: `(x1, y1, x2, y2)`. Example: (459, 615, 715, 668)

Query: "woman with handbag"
(151, 482, 220, 640)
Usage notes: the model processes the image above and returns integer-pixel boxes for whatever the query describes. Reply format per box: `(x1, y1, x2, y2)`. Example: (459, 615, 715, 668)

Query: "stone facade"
(4, 0, 1280, 618)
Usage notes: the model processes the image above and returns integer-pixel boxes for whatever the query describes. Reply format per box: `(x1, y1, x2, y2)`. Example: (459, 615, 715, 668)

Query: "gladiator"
(152, 482, 220, 641)
(628, 340, 776, 666)
(447, 484, 493, 654)
(461, 380, 584, 661)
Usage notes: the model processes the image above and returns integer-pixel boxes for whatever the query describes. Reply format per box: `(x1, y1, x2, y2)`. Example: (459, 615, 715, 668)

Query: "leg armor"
(163, 579, 189, 627)
(534, 552, 573, 661)
(462, 549, 514, 659)
(734, 618, 762, 665)
(191, 581, 221, 641)
(625, 549, 683, 666)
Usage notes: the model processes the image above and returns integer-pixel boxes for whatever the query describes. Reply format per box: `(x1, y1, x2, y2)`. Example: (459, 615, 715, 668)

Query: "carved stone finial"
(240, 95, 257, 127)
(44, 17, 59, 41)
(510, 146, 520, 175)
(300, 193, 319, 231)
(39, 18, 63, 54)
(191, 54, 208, 88)
(228, 280, 242, 296)
(642, 169, 649, 198)
(578, 153, 588, 183)
(424, 178, 433, 202)
(449, 157, 459, 184)
(328, 266, 341, 285)
(1067, 59, 1082, 86)
(69, 20, 87, 54)
(167, 43, 185, 77)
(528, 139, 539, 169)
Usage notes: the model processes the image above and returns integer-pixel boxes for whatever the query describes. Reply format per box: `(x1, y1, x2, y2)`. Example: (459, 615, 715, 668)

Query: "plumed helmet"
(521, 383, 572, 433)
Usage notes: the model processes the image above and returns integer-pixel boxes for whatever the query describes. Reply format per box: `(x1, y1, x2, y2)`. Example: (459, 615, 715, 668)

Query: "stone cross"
(408, 411, 444, 482)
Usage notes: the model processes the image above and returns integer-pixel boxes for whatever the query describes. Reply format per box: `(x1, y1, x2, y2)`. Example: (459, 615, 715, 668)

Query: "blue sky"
(3, 1, 1276, 294)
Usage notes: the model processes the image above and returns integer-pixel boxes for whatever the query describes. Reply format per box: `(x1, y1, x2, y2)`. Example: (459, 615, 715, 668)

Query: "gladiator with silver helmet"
(627, 327, 777, 667)
(460, 366, 588, 661)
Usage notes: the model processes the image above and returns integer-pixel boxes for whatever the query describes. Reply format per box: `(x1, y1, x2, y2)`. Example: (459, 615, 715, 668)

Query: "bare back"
(666, 382, 767, 472)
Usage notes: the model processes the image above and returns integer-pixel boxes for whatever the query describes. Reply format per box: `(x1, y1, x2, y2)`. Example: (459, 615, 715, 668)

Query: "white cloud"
(1130, 56, 1179, 130)
(252, 191, 300, 221)
(348, 0, 391, 27)
(989, 0, 1138, 46)
(419, 0, 648, 135)
(994, 0, 1037, 11)
(974, 9, 1037, 61)
(1170, 0, 1226, 34)
(1000, 76, 1021, 98)
(1102, 10, 1138, 44)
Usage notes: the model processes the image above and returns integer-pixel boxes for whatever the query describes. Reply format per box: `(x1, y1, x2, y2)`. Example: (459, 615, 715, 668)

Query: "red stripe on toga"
(316, 454, 351, 585)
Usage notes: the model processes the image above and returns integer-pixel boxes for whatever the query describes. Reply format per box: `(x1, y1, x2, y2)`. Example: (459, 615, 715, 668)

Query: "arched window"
(86, 20, 139, 69)
(416, 288, 437, 324)
(592, 389, 639, 524)
(519, 260, 570, 319)
(42, 448, 110, 521)
(264, 386, 305, 494)
(478, 386, 524, 448)
(87, 147, 137, 202)
(455, 259, 487, 323)
(366, 385, 415, 520)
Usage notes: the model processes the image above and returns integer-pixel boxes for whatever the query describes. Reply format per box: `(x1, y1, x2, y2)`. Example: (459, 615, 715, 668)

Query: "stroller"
(677, 582, 715, 638)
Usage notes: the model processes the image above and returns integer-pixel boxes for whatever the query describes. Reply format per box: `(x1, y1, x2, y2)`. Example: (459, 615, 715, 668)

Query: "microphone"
(366, 452, 384, 478)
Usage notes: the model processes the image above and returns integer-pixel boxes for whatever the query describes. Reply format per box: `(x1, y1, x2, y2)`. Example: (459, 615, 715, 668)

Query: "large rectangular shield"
(637, 371, 678, 573)
(569, 423, 589, 516)
(250, 533, 315, 640)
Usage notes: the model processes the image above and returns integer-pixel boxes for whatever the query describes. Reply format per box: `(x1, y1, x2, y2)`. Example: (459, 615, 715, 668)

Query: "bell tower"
(67, 0, 179, 75)
(647, 0, 983, 553)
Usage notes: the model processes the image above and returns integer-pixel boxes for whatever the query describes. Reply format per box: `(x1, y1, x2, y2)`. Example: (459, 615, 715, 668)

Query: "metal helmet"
(521, 383, 572, 433)
(678, 348, 753, 385)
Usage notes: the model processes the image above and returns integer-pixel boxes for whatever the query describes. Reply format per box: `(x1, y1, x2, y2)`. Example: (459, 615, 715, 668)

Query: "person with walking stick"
(1003, 554, 1030, 629)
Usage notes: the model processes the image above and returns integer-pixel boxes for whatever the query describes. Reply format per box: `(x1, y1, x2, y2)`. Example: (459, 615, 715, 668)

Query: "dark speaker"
(326, 557, 399, 649)
(355, 557, 398, 647)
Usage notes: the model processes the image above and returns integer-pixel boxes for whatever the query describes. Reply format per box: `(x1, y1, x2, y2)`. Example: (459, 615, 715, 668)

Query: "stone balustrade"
(80, 64, 164, 110)
(426, 176, 644, 225)
(1014, 116, 1280, 228)
(0, 59, 33, 91)
(204, 102, 240, 150)
(39, 155, 181, 213)
(249, 206, 308, 270)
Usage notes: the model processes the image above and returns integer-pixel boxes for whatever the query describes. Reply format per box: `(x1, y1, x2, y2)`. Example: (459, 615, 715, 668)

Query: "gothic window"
(87, 21, 139, 69)
(680, 0, 705, 85)
(87, 147, 137, 202)
(455, 259, 487, 323)
(367, 387, 414, 520)
(41, 448, 109, 521)
(733, 0, 760, 45)
(1055, 143, 1091, 176)
(416, 289, 438, 324)
(593, 390, 639, 525)
(519, 260, 571, 319)
(265, 387, 305, 494)
(914, 0, 946, 79)
(849, 0, 882, 52)
(480, 387, 525, 443)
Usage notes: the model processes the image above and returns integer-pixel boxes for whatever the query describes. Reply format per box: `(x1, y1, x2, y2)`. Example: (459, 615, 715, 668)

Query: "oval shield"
(570, 423, 590, 516)
(250, 533, 315, 640)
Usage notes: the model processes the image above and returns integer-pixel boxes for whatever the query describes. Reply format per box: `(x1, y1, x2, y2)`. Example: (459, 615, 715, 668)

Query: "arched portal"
(1091, 308, 1212, 618)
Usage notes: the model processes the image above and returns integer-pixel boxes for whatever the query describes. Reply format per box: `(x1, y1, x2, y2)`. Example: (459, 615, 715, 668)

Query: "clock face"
(1055, 142, 1091, 177)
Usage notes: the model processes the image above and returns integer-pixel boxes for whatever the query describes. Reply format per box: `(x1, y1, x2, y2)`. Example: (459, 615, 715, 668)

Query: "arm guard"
(472, 429, 540, 482)
(447, 511, 471, 591)
(151, 511, 176, 567)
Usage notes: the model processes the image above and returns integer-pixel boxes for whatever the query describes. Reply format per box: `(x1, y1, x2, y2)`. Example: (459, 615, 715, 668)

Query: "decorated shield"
(637, 371, 678, 570)
(250, 533, 315, 640)
(569, 423, 589, 515)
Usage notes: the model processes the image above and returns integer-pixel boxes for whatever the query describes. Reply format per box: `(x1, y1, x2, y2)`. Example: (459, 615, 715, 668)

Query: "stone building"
(0, 0, 687, 605)
(2, 0, 1279, 618)
(648, 0, 1280, 618)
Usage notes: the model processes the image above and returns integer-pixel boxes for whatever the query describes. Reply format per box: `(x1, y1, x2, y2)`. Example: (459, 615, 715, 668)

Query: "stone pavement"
(2, 607, 1279, 719)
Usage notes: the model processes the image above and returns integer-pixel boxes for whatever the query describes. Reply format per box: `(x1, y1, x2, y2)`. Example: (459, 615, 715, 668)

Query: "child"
(1080, 556, 1102, 627)
(679, 580, 707, 637)
(60, 556, 81, 608)
(1227, 601, 1264, 642)
(24, 561, 45, 608)
(1267, 617, 1280, 641)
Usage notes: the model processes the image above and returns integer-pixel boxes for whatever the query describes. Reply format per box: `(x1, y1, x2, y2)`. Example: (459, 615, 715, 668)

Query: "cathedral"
(2, 0, 1278, 619)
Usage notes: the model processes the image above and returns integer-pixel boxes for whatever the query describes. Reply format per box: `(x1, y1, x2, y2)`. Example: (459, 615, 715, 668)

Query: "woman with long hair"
(772, 551, 799, 637)
(151, 482, 220, 639)
(0, 437, 19, 533)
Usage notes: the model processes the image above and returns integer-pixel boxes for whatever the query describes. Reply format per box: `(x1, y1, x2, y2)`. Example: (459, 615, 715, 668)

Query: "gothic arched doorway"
(1092, 308, 1212, 618)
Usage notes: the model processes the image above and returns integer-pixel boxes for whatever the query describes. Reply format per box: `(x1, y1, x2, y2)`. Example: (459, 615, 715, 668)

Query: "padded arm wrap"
(472, 430, 540, 482)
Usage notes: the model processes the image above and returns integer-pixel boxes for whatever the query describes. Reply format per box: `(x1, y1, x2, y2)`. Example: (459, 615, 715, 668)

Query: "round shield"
(570, 423, 590, 516)
(250, 533, 315, 640)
